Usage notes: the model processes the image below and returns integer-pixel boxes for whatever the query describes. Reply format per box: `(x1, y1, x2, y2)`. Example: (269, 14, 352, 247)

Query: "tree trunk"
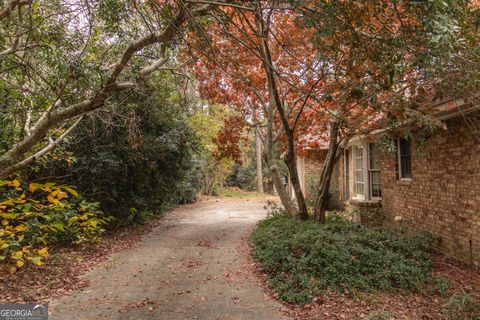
(264, 149, 299, 219)
(264, 102, 300, 219)
(284, 134, 309, 220)
(314, 120, 341, 223)
(203, 164, 217, 196)
(257, 22, 308, 220)
(255, 125, 264, 193)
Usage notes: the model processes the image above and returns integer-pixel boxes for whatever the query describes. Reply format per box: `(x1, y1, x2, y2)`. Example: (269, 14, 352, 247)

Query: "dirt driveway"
(49, 198, 288, 320)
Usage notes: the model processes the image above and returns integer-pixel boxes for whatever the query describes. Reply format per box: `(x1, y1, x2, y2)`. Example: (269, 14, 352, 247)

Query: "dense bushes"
(1, 74, 203, 267)
(225, 163, 257, 191)
(251, 211, 433, 304)
(32, 74, 202, 223)
(0, 179, 111, 267)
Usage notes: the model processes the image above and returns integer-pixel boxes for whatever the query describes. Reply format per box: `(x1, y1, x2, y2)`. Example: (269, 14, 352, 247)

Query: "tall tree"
(0, 0, 225, 178)
(189, 2, 324, 219)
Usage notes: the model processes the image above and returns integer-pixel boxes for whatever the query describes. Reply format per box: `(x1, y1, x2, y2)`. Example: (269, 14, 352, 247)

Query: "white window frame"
(397, 138, 412, 181)
(351, 143, 382, 201)
(353, 145, 367, 200)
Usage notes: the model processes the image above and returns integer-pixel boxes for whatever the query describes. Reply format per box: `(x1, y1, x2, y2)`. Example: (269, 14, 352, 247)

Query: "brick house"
(296, 99, 480, 265)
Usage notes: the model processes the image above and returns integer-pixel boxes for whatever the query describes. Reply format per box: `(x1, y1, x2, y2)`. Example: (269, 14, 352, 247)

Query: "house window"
(351, 143, 382, 200)
(354, 146, 365, 198)
(369, 143, 382, 198)
(398, 138, 412, 179)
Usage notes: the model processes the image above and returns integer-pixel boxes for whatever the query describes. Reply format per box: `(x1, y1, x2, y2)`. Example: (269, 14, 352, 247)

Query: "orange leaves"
(188, 3, 322, 115)
(212, 116, 248, 164)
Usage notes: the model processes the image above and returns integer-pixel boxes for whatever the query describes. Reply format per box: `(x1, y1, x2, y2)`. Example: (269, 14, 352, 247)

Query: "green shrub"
(30, 74, 202, 224)
(443, 290, 480, 320)
(251, 211, 433, 304)
(225, 163, 257, 191)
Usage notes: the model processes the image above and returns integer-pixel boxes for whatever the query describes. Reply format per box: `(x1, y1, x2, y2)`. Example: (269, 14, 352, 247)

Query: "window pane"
(369, 143, 380, 170)
(355, 146, 364, 166)
(399, 139, 412, 178)
(371, 184, 382, 197)
(355, 182, 364, 196)
(370, 171, 382, 197)
(354, 146, 365, 197)
(355, 170, 364, 183)
(344, 150, 350, 199)
(371, 171, 380, 184)
(399, 139, 411, 156)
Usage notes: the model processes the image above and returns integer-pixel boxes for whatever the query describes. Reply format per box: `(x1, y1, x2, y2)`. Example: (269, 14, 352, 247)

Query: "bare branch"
(0, 116, 83, 178)
(139, 47, 169, 77)
(0, 0, 29, 21)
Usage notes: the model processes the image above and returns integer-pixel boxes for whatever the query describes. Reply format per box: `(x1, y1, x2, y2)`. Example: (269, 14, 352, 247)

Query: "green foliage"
(434, 276, 450, 296)
(251, 211, 433, 305)
(217, 187, 264, 199)
(32, 74, 202, 223)
(0, 179, 111, 267)
(189, 104, 235, 195)
(443, 290, 480, 320)
(225, 163, 257, 191)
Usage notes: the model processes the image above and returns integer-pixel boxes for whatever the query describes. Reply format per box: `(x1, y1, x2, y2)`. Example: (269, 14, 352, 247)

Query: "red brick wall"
(303, 151, 326, 199)
(381, 115, 480, 265)
(302, 150, 342, 210)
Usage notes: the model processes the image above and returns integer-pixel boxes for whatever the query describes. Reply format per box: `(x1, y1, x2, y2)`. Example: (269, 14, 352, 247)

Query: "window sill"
(349, 197, 382, 208)
(397, 178, 412, 185)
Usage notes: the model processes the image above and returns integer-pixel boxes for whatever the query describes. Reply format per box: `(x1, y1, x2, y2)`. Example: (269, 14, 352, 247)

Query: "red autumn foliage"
(212, 116, 248, 164)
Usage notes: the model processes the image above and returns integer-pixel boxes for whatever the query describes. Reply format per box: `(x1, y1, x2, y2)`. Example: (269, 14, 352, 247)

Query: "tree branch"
(0, 116, 83, 178)
(0, 3, 214, 177)
(0, 0, 29, 21)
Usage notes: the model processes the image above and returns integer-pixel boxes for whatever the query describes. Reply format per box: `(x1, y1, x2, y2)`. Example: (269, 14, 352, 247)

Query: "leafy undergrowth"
(251, 212, 433, 305)
(248, 212, 480, 319)
(0, 179, 112, 268)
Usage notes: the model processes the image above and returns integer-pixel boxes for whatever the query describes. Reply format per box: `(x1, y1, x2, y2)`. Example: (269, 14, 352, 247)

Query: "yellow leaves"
(46, 189, 68, 205)
(31, 256, 44, 266)
(10, 179, 20, 188)
(0, 179, 19, 188)
(47, 194, 59, 205)
(11, 251, 23, 260)
(1, 213, 19, 220)
(28, 183, 42, 193)
(68, 216, 79, 224)
(63, 186, 78, 197)
(37, 248, 49, 258)
(1, 178, 109, 268)
(51, 223, 65, 232)
(0, 240, 8, 250)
